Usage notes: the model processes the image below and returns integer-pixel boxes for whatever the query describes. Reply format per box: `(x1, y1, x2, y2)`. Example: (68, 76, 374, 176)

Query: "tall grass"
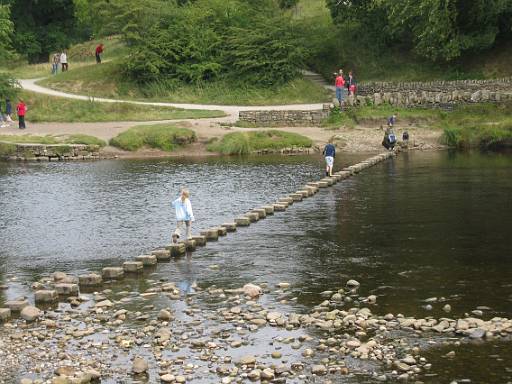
(0, 133, 106, 146)
(208, 130, 313, 155)
(109, 124, 197, 151)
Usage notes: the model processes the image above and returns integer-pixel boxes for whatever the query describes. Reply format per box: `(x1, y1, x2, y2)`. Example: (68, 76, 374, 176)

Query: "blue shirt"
(323, 143, 336, 158)
(172, 197, 194, 221)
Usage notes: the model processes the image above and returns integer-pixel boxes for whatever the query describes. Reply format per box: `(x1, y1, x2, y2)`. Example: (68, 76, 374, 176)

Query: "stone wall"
(343, 89, 512, 109)
(357, 78, 512, 96)
(239, 107, 330, 127)
(0, 143, 103, 161)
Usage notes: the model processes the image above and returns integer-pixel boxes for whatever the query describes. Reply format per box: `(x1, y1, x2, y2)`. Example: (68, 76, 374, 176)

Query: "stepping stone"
(317, 181, 329, 188)
(235, 217, 250, 226)
(213, 226, 228, 236)
(273, 204, 287, 212)
(123, 261, 143, 273)
(200, 229, 219, 241)
(297, 190, 310, 198)
(251, 209, 267, 219)
(35, 290, 58, 303)
(152, 249, 171, 261)
(182, 239, 197, 251)
(135, 255, 157, 266)
(244, 212, 259, 222)
(289, 193, 303, 202)
(191, 235, 207, 246)
(102, 267, 125, 279)
(305, 185, 318, 194)
(261, 205, 275, 215)
(55, 283, 79, 295)
(278, 197, 293, 204)
(5, 300, 28, 312)
(166, 243, 186, 256)
(221, 222, 237, 232)
(79, 273, 103, 286)
(275, 200, 289, 208)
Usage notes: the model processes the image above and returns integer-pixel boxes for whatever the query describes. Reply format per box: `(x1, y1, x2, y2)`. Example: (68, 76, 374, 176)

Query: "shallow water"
(1, 151, 512, 382)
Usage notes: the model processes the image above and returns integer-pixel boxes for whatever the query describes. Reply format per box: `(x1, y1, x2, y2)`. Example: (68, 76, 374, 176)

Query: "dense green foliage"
(2, 0, 81, 63)
(123, 0, 305, 86)
(207, 130, 313, 155)
(325, 0, 512, 62)
(109, 124, 197, 151)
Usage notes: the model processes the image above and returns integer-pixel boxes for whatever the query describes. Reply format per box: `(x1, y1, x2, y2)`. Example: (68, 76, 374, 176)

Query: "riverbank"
(0, 117, 445, 160)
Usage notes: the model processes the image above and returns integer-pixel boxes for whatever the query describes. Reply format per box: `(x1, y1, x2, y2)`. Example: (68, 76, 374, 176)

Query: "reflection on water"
(1, 151, 512, 383)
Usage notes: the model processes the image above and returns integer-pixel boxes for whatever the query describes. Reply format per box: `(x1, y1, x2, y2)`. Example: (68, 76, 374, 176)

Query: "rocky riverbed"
(1, 273, 511, 384)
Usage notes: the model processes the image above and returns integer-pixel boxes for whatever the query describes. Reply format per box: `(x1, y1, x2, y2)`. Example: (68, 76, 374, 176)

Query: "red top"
(95, 45, 104, 54)
(16, 102, 26, 116)
(335, 75, 345, 87)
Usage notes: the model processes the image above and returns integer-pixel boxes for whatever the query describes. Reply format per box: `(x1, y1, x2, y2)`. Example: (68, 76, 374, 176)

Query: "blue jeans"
(52, 63, 58, 74)
(336, 87, 345, 103)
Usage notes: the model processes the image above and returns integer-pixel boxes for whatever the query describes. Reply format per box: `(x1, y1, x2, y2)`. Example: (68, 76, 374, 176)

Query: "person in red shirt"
(16, 100, 27, 129)
(95, 43, 104, 64)
(334, 69, 345, 107)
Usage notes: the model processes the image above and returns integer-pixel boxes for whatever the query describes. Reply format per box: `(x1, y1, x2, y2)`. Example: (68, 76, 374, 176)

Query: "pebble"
(132, 357, 148, 374)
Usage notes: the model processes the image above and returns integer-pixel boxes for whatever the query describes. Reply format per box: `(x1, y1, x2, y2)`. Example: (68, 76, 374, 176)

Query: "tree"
(2, 0, 78, 63)
(0, 4, 14, 60)
(325, 0, 512, 62)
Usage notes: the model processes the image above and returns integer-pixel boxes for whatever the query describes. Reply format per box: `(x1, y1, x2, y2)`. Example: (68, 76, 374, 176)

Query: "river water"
(0, 151, 511, 383)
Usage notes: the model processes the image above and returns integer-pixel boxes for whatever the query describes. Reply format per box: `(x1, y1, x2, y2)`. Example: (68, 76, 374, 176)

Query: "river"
(0, 151, 511, 383)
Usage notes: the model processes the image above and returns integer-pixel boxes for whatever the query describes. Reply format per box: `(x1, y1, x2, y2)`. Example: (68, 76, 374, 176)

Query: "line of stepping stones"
(0, 150, 399, 321)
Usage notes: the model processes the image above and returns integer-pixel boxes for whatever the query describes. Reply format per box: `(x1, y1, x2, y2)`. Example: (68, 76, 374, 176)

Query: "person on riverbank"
(322, 140, 336, 177)
(5, 98, 12, 123)
(172, 188, 195, 243)
(347, 71, 357, 96)
(387, 113, 397, 129)
(382, 126, 396, 150)
(95, 43, 104, 64)
(16, 99, 27, 129)
(334, 69, 345, 107)
(51, 53, 60, 75)
(60, 50, 68, 72)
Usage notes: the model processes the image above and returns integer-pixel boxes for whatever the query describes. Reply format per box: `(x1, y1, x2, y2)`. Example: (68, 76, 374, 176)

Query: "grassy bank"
(17, 91, 225, 123)
(40, 61, 330, 105)
(207, 130, 313, 155)
(109, 124, 196, 151)
(323, 102, 512, 149)
(0, 133, 106, 146)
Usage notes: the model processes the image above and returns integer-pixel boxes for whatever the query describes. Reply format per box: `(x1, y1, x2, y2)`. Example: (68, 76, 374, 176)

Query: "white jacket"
(172, 197, 194, 221)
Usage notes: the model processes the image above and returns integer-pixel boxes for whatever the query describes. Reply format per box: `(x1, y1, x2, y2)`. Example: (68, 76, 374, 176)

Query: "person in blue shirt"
(322, 141, 336, 177)
(171, 188, 195, 243)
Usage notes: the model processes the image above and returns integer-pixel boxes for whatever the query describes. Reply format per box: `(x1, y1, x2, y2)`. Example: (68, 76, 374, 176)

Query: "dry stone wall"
(357, 78, 512, 96)
(239, 107, 330, 127)
(0, 143, 102, 161)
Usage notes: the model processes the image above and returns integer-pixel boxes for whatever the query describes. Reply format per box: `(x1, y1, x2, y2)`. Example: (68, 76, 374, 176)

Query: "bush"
(208, 130, 313, 155)
(124, 0, 304, 87)
(109, 124, 197, 151)
(0, 142, 16, 157)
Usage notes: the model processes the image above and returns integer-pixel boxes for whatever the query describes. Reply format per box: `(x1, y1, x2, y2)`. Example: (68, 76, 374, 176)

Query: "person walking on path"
(171, 188, 195, 243)
(5, 98, 12, 123)
(16, 99, 27, 129)
(51, 53, 60, 75)
(60, 50, 68, 72)
(347, 71, 357, 96)
(322, 140, 336, 177)
(95, 43, 104, 64)
(387, 113, 397, 129)
(334, 69, 346, 107)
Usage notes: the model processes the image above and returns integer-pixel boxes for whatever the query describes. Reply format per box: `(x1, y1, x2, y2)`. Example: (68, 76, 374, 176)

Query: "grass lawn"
(39, 61, 331, 105)
(109, 124, 197, 151)
(207, 130, 313, 155)
(16, 90, 225, 123)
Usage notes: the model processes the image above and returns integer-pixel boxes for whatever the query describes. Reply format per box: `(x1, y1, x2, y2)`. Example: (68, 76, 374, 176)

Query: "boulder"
(132, 357, 148, 374)
(21, 306, 41, 322)
(35, 290, 58, 303)
(243, 283, 262, 298)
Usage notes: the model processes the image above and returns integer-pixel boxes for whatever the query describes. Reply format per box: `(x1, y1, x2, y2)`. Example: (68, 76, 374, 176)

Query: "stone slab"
(55, 283, 79, 296)
(123, 261, 144, 273)
(261, 205, 275, 215)
(79, 273, 103, 286)
(235, 217, 250, 226)
(5, 300, 29, 312)
(35, 290, 58, 303)
(191, 235, 207, 246)
(221, 222, 237, 232)
(135, 255, 158, 266)
(152, 249, 171, 261)
(102, 267, 125, 279)
(166, 243, 187, 256)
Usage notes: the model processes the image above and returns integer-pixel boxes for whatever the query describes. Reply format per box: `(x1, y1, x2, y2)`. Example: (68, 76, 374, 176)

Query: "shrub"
(208, 130, 312, 155)
(109, 124, 197, 151)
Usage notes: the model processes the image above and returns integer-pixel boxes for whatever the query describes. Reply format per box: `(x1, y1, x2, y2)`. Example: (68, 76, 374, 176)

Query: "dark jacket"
(323, 143, 336, 158)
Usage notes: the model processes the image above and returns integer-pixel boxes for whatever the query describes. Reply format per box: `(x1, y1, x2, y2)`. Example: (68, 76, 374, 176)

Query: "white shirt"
(60, 53, 67, 63)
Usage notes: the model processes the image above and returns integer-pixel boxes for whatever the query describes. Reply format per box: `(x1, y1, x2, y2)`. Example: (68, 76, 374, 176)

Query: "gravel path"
(19, 78, 327, 117)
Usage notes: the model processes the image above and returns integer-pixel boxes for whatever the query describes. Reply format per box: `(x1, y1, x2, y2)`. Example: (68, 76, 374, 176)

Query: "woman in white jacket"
(171, 188, 194, 243)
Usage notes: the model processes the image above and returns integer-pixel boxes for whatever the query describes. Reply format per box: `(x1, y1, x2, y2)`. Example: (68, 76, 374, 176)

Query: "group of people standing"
(0, 99, 26, 129)
(51, 51, 68, 75)
(50, 43, 104, 75)
(334, 69, 357, 107)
